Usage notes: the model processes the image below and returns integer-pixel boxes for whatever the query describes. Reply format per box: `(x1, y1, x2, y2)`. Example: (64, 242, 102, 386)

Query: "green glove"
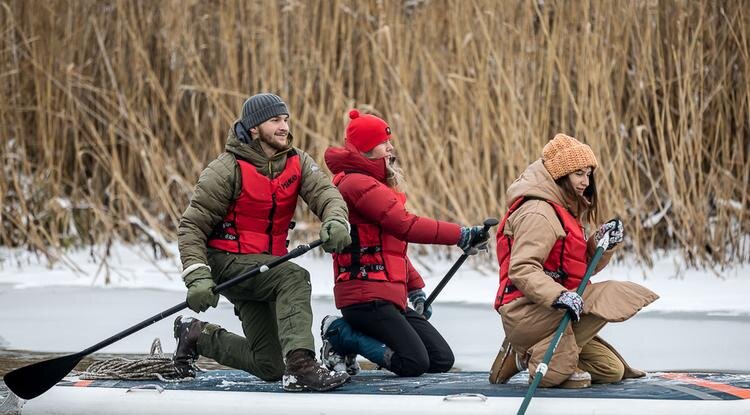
(184, 267, 219, 313)
(320, 218, 352, 253)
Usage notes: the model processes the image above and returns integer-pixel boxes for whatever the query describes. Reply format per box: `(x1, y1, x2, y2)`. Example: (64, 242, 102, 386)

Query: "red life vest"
(207, 153, 301, 256)
(332, 191, 409, 286)
(494, 197, 589, 310)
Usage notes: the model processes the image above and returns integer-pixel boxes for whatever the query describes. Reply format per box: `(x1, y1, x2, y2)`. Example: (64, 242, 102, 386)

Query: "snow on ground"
(1, 241, 748, 316)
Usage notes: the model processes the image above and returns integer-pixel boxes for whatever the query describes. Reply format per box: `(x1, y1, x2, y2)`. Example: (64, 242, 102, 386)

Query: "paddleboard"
(12, 370, 750, 414)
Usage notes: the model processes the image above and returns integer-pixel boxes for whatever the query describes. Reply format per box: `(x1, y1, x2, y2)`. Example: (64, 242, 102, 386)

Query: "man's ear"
(249, 127, 258, 136)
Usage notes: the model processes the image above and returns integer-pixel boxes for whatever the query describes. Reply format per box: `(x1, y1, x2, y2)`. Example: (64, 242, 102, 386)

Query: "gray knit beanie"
(240, 93, 289, 130)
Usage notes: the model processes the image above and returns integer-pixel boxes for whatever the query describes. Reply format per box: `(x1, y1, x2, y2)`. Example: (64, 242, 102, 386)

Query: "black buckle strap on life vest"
(338, 264, 386, 280)
(342, 246, 382, 254)
(349, 225, 361, 280)
(503, 281, 518, 295)
(210, 219, 239, 241)
(340, 225, 382, 255)
(544, 269, 568, 282)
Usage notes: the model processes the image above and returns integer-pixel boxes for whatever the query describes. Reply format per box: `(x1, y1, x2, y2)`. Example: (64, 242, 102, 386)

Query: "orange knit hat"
(542, 134, 598, 180)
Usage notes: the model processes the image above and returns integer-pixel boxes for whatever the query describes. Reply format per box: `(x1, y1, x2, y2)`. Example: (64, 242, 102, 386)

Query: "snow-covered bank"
(1, 242, 748, 315)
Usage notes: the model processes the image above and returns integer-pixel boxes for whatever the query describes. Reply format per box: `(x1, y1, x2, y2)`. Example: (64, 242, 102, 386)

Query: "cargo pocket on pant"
(277, 304, 301, 337)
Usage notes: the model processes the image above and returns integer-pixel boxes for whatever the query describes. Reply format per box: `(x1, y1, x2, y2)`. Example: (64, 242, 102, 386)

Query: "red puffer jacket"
(324, 144, 462, 310)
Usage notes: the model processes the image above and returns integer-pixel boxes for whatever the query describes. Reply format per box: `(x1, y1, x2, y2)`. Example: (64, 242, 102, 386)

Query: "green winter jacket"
(177, 122, 349, 272)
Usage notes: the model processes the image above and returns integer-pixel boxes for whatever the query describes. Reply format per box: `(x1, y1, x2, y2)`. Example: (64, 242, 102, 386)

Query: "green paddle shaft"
(517, 233, 611, 415)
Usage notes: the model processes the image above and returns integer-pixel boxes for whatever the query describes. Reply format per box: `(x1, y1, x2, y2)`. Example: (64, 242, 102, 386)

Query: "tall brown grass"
(1, 0, 748, 270)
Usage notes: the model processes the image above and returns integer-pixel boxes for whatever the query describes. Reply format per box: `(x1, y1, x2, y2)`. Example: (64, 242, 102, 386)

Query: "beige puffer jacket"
(498, 159, 658, 382)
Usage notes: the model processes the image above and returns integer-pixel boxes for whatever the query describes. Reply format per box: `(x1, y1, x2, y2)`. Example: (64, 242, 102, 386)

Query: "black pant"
(342, 300, 454, 377)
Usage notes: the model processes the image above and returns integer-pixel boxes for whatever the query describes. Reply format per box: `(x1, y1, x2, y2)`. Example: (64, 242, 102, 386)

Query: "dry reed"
(0, 0, 748, 271)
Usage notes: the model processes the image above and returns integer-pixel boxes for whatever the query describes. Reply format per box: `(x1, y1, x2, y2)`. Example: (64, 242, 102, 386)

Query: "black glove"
(457, 226, 490, 255)
(595, 218, 624, 250)
(552, 291, 584, 322)
(408, 289, 432, 319)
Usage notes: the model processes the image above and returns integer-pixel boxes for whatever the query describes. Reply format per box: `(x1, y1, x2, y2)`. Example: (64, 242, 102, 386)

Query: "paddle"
(4, 239, 323, 400)
(424, 218, 499, 309)
(516, 232, 611, 415)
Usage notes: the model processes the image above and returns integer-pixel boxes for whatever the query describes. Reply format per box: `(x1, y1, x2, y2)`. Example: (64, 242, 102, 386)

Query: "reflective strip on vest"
(207, 154, 301, 256)
(494, 197, 589, 309)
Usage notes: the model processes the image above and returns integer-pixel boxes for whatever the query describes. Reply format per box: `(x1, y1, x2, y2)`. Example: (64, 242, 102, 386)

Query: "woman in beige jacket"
(489, 134, 658, 388)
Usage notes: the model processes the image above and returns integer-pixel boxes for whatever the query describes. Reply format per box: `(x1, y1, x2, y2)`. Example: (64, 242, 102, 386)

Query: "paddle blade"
(4, 352, 84, 400)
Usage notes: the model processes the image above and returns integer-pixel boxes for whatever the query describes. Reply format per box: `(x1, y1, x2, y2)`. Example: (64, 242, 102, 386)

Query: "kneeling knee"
(429, 352, 455, 373)
(253, 360, 285, 381)
(592, 361, 625, 384)
(393, 356, 430, 377)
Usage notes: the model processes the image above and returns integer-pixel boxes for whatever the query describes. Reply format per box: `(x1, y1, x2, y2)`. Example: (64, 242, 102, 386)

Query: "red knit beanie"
(345, 109, 392, 152)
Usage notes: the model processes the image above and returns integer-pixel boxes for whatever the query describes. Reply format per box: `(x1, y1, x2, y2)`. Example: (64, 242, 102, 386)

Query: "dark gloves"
(457, 226, 490, 255)
(184, 266, 219, 313)
(595, 218, 624, 250)
(320, 218, 352, 253)
(552, 291, 584, 322)
(408, 289, 432, 320)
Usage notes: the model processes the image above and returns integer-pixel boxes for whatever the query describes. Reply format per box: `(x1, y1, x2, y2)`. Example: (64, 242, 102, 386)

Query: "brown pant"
(578, 337, 625, 384)
(500, 301, 625, 387)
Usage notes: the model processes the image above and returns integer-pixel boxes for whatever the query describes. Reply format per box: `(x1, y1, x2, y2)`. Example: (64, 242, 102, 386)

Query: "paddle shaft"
(81, 240, 322, 356)
(5, 240, 322, 400)
(424, 218, 498, 309)
(516, 235, 610, 415)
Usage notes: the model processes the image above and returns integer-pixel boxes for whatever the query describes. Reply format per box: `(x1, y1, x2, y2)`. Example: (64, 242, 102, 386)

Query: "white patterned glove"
(552, 291, 584, 322)
(595, 218, 624, 250)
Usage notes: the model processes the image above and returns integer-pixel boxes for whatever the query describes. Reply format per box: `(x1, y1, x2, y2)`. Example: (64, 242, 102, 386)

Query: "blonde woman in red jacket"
(319, 110, 489, 377)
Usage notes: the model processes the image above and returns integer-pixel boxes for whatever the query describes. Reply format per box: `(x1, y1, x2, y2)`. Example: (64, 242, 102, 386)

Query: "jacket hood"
(224, 121, 294, 162)
(506, 159, 571, 210)
(324, 143, 388, 183)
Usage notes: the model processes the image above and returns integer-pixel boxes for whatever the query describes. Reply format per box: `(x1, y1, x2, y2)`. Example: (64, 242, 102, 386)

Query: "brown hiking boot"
(489, 339, 527, 384)
(559, 369, 592, 389)
(173, 315, 205, 378)
(282, 349, 350, 392)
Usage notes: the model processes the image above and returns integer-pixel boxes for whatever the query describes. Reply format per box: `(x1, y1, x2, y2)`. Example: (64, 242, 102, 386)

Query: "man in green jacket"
(174, 93, 352, 392)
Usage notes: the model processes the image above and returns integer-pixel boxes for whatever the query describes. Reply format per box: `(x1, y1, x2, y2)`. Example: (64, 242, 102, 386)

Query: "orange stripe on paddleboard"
(73, 380, 94, 387)
(661, 373, 750, 399)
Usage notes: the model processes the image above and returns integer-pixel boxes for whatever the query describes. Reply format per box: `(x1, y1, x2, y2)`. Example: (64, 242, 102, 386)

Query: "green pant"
(196, 250, 316, 381)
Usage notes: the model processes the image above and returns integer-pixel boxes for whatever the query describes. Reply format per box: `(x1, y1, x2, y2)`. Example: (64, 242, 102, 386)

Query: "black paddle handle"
(79, 240, 323, 357)
(424, 218, 498, 308)
(424, 256, 469, 308)
(81, 301, 189, 356)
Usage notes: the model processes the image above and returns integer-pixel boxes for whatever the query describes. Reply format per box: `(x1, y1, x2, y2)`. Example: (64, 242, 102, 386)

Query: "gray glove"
(595, 218, 624, 250)
(457, 226, 490, 255)
(320, 218, 352, 253)
(184, 267, 219, 313)
(408, 289, 432, 320)
(552, 291, 584, 322)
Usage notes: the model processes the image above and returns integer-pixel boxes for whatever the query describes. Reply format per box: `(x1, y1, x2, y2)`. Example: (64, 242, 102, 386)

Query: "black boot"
(282, 349, 349, 392)
(173, 315, 205, 378)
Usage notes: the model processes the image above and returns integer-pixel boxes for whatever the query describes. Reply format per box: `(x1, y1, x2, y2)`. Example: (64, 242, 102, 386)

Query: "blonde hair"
(363, 149, 405, 189)
(386, 161, 405, 189)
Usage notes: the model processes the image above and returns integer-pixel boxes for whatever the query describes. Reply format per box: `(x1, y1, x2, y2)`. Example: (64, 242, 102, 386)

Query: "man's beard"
(259, 129, 289, 151)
